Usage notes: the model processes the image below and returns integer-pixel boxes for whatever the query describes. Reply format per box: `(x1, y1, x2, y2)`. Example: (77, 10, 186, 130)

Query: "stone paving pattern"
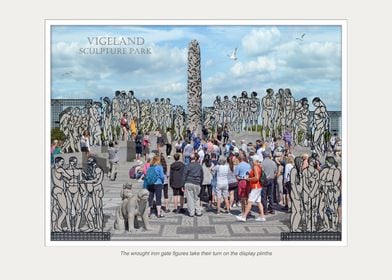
(56, 132, 295, 241)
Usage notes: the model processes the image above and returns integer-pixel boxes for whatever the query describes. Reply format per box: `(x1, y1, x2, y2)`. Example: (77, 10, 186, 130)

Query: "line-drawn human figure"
(160, 99, 167, 131)
(102, 97, 113, 144)
(88, 101, 102, 146)
(203, 107, 216, 133)
(78, 109, 89, 151)
(310, 97, 330, 158)
(272, 88, 285, 137)
(244, 92, 252, 131)
(111, 91, 122, 141)
(162, 98, 172, 131)
(293, 97, 309, 146)
(59, 108, 74, 153)
(120, 90, 129, 116)
(80, 108, 91, 148)
(69, 108, 79, 153)
(65, 156, 84, 232)
(231, 95, 240, 132)
(283, 88, 296, 129)
(81, 157, 104, 232)
(173, 105, 185, 141)
(249, 91, 261, 132)
(150, 98, 160, 132)
(121, 90, 130, 117)
(139, 99, 152, 132)
(221, 96, 232, 130)
(290, 156, 304, 232)
(213, 96, 223, 129)
(261, 88, 275, 140)
(74, 108, 85, 152)
(319, 156, 341, 232)
(301, 156, 320, 232)
(238, 91, 249, 132)
(159, 98, 166, 129)
(129, 90, 140, 120)
(51, 157, 72, 232)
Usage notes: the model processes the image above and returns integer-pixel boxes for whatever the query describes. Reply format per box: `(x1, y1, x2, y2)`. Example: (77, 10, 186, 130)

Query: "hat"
(251, 154, 259, 161)
(231, 140, 236, 143)
(325, 156, 338, 166)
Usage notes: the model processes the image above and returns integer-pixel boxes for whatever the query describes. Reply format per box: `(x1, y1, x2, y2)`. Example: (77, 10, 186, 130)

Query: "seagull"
(61, 71, 73, 77)
(227, 48, 238, 60)
(295, 33, 306, 41)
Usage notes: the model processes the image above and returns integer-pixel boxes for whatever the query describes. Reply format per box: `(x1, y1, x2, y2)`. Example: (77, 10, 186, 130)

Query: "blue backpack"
(144, 166, 158, 188)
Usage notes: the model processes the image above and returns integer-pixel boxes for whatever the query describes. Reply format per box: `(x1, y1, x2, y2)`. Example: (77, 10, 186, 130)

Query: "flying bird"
(61, 71, 73, 77)
(227, 48, 238, 60)
(296, 33, 306, 41)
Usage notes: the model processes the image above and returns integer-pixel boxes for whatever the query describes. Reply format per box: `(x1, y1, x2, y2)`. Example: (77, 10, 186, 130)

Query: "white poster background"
(2, 0, 390, 278)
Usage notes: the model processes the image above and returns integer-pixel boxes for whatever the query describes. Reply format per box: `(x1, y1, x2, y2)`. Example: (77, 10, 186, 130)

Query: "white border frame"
(45, 19, 347, 247)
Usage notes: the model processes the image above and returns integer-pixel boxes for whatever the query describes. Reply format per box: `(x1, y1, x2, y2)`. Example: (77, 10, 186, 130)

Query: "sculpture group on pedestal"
(51, 156, 104, 233)
(289, 156, 341, 232)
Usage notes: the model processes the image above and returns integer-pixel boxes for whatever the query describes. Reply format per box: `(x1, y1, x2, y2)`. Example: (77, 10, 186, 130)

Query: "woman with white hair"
(214, 157, 231, 215)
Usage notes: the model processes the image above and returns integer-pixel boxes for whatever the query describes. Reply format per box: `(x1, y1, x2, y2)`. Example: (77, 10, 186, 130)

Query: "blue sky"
(51, 25, 342, 110)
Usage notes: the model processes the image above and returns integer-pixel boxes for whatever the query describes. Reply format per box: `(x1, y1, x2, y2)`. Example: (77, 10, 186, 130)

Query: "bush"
(51, 128, 65, 142)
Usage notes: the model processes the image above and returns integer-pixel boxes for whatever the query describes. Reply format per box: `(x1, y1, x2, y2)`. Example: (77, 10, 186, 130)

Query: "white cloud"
(241, 27, 281, 56)
(51, 40, 188, 95)
(276, 41, 341, 69)
(230, 56, 277, 77)
(205, 72, 226, 88)
(162, 82, 185, 94)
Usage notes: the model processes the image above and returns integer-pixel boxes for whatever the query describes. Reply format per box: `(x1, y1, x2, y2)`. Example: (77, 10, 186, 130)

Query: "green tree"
(51, 128, 65, 142)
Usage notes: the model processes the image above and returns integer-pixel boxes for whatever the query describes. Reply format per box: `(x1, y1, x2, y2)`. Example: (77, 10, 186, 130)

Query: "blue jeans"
(261, 179, 275, 211)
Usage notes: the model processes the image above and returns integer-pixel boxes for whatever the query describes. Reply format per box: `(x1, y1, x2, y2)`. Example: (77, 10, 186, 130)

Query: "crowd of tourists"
(50, 116, 342, 226)
(126, 126, 341, 223)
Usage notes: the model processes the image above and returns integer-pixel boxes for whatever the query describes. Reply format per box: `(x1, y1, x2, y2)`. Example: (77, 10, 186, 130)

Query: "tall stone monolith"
(187, 40, 202, 134)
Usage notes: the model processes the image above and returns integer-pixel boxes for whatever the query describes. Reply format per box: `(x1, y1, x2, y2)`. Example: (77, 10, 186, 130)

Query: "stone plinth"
(126, 141, 136, 162)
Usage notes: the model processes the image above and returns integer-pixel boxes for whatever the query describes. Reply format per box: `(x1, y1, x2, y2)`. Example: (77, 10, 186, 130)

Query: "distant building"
(51, 99, 93, 128)
(328, 111, 342, 137)
(308, 110, 342, 137)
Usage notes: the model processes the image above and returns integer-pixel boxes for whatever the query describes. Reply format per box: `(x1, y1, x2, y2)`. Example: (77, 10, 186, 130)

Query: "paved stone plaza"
(105, 165, 290, 241)
(56, 132, 300, 241)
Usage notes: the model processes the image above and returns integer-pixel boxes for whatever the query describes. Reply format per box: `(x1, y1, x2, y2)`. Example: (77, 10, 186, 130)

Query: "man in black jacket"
(169, 153, 185, 213)
(183, 153, 203, 217)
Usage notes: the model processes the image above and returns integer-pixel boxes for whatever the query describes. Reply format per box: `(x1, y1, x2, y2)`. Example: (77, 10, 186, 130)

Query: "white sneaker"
(138, 179, 143, 183)
(235, 215, 246, 222)
(255, 217, 266, 222)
